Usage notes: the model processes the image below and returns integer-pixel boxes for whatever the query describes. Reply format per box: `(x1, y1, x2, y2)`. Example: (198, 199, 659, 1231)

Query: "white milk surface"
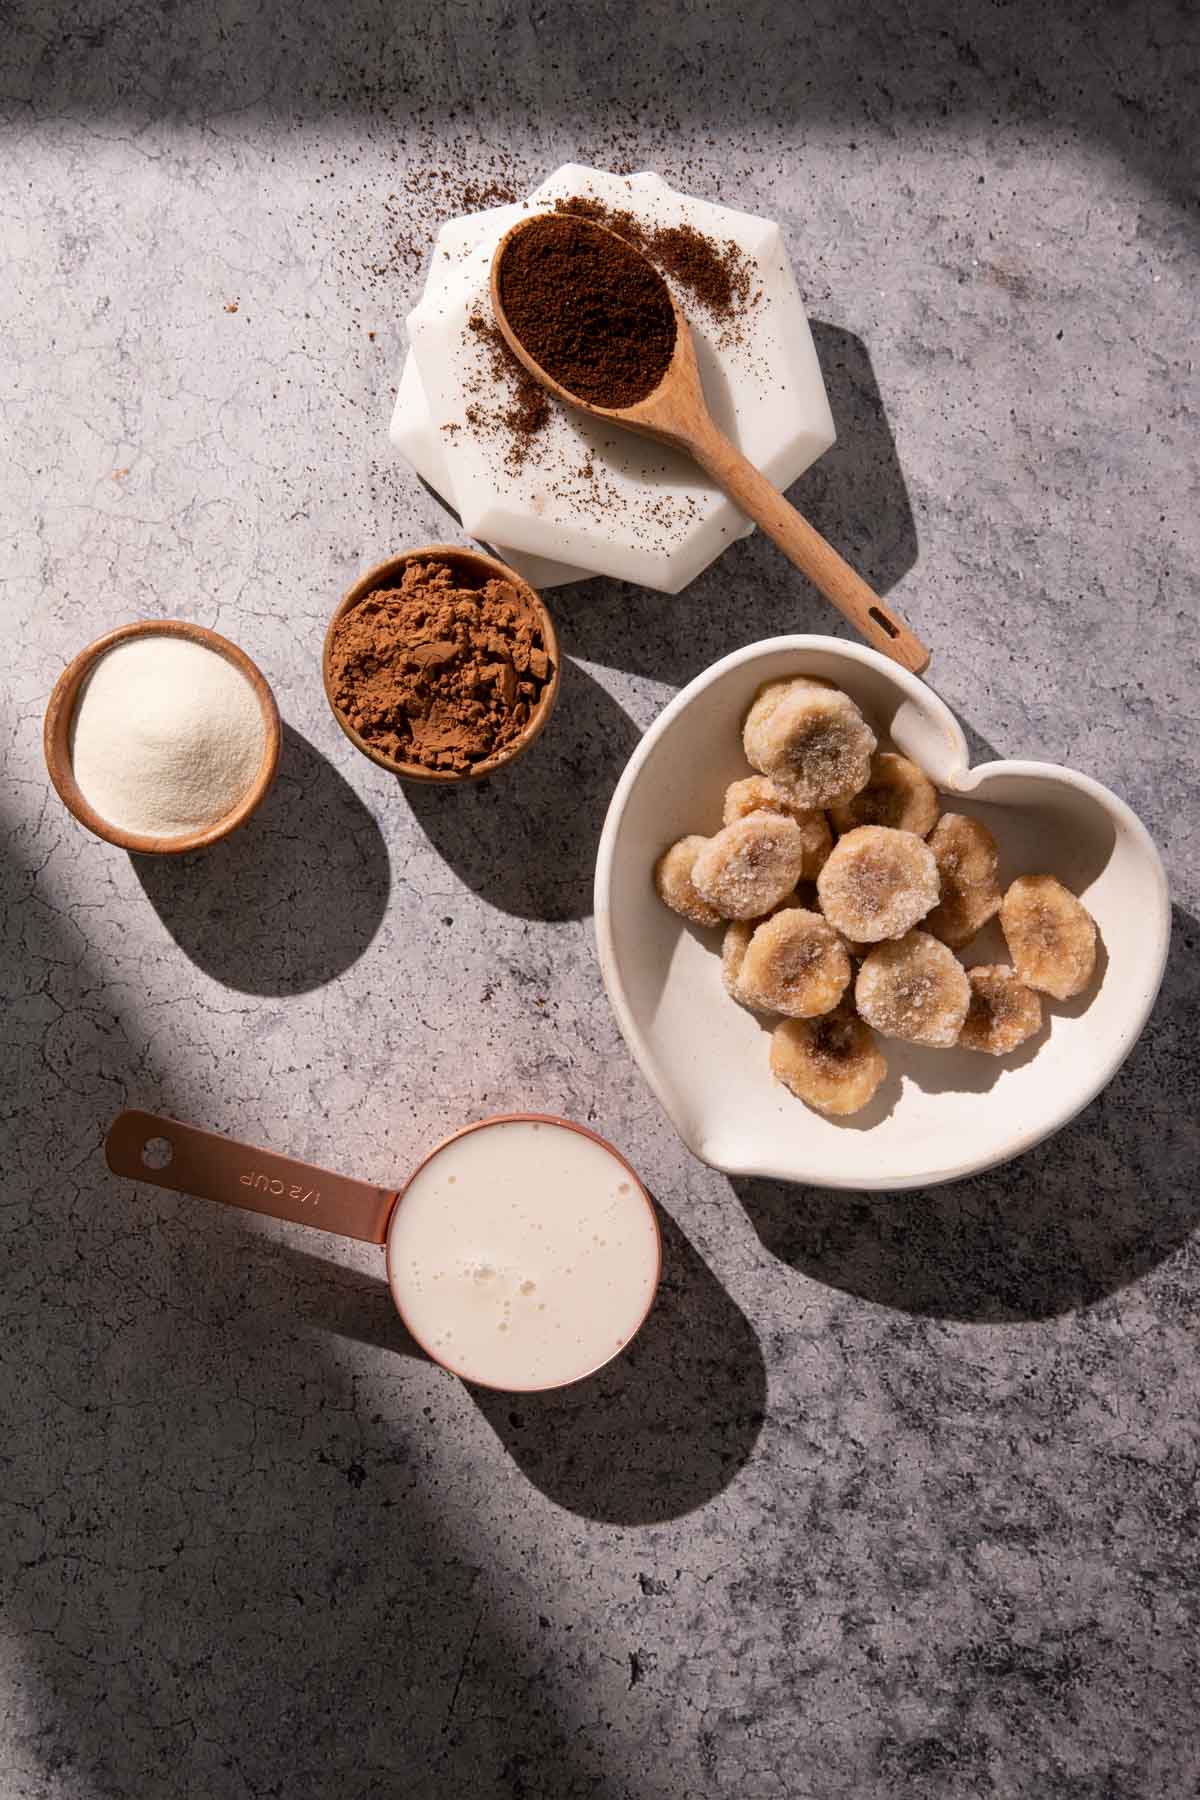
(387, 1120, 659, 1390)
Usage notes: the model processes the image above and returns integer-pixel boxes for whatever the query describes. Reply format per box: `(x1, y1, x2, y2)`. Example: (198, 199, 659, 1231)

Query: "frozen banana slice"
(720, 897, 793, 1001)
(721, 917, 756, 999)
(740, 674, 835, 743)
(741, 677, 801, 737)
(855, 931, 971, 1047)
(742, 681, 876, 809)
(737, 907, 851, 1019)
(691, 813, 809, 921)
(925, 813, 1002, 949)
(958, 965, 1043, 1054)
(654, 835, 723, 928)
(723, 774, 781, 826)
(721, 776, 833, 877)
(835, 932, 874, 961)
(829, 751, 939, 838)
(770, 1005, 888, 1117)
(1000, 875, 1097, 999)
(816, 825, 940, 942)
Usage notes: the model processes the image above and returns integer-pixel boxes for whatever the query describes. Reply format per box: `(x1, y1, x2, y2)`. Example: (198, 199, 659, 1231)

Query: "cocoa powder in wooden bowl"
(322, 547, 560, 783)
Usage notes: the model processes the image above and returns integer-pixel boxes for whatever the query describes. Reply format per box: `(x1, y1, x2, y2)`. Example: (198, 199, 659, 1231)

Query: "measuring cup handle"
(105, 1109, 396, 1245)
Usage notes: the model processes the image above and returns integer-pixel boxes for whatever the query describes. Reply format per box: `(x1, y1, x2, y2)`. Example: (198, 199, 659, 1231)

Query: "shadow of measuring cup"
(468, 1203, 767, 1525)
(277, 1202, 767, 1527)
(107, 1109, 765, 1524)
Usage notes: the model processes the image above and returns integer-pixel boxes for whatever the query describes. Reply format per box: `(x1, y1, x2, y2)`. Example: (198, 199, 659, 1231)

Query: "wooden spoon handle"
(104, 1109, 396, 1244)
(690, 423, 930, 674)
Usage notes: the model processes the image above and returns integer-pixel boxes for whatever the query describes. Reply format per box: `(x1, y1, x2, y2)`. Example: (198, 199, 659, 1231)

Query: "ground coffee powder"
(496, 214, 677, 409)
(551, 196, 754, 322)
(464, 311, 550, 469)
(328, 559, 553, 774)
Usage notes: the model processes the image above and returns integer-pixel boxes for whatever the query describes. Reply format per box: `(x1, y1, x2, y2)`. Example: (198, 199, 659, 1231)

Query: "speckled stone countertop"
(2, 5, 1198, 1797)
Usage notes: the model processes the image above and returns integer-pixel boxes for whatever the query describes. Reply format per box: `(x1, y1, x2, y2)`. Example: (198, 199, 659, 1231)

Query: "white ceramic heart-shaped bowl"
(595, 637, 1170, 1190)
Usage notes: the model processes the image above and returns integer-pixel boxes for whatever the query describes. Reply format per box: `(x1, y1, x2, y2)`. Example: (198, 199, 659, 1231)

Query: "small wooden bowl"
(322, 546, 561, 783)
(43, 620, 282, 856)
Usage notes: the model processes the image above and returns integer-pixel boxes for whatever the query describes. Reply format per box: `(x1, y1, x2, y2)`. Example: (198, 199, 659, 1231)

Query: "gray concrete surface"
(2, 3, 1197, 1795)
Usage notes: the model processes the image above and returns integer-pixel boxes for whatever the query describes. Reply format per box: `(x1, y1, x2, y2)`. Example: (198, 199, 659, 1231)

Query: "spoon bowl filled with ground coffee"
(490, 214, 929, 675)
(323, 546, 560, 782)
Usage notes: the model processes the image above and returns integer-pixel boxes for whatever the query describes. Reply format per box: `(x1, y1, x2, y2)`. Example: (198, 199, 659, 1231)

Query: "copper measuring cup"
(105, 1109, 661, 1393)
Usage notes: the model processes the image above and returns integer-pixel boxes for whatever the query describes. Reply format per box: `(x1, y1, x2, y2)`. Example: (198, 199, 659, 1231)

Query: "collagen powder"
(70, 635, 267, 839)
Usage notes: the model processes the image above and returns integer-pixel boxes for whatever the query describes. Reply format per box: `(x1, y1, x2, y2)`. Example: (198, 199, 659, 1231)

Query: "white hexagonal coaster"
(391, 163, 835, 593)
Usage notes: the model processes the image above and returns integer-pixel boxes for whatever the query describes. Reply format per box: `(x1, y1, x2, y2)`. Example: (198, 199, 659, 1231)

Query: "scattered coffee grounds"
(328, 559, 554, 774)
(463, 312, 551, 469)
(358, 163, 528, 281)
(652, 224, 750, 317)
(497, 214, 677, 409)
(551, 195, 754, 321)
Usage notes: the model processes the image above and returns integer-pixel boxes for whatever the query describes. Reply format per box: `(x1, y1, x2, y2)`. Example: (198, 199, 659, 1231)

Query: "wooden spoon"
(490, 217, 930, 675)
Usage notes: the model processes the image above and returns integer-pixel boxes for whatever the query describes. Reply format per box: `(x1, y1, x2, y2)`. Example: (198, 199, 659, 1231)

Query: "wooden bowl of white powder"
(44, 621, 281, 854)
